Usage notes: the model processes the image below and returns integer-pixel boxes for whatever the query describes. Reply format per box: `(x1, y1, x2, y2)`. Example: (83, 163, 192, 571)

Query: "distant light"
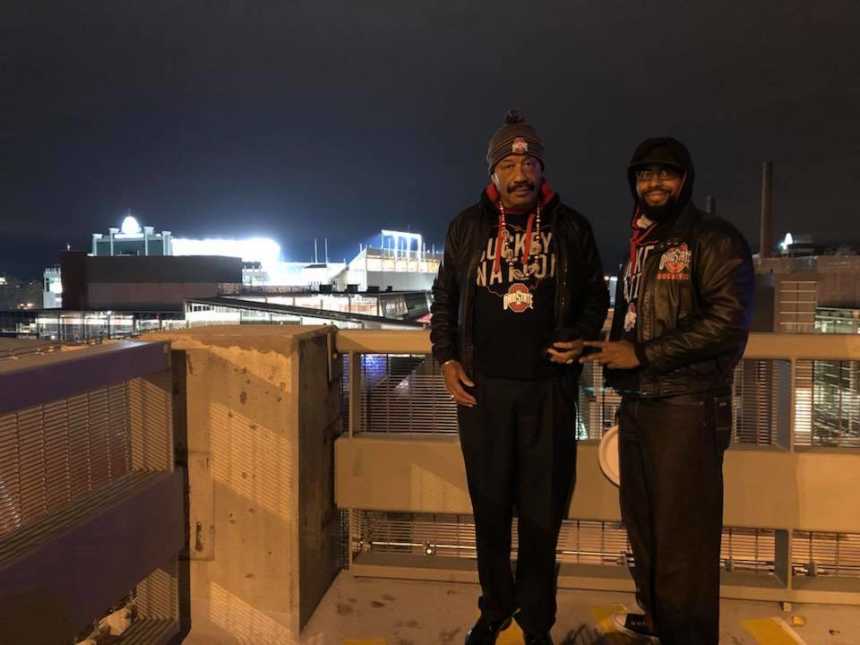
(779, 232, 794, 252)
(121, 215, 142, 235)
(172, 237, 282, 267)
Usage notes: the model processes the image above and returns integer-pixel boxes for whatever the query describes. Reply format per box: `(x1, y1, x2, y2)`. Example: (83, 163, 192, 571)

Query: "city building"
(44, 217, 440, 307)
(816, 306, 860, 334)
(92, 214, 173, 257)
(60, 252, 243, 311)
(756, 241, 860, 333)
(42, 266, 62, 308)
(341, 230, 441, 292)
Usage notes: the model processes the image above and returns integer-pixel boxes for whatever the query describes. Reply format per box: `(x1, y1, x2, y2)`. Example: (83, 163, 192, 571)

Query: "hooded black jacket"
(605, 138, 755, 397)
(430, 188, 609, 382)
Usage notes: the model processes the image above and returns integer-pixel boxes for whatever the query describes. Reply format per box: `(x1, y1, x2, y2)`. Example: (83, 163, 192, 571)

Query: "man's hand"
(579, 340, 641, 369)
(442, 360, 477, 407)
(546, 339, 585, 365)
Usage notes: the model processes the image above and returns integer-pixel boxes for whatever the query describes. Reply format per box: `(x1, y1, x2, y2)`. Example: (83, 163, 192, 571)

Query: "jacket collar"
(652, 203, 702, 252)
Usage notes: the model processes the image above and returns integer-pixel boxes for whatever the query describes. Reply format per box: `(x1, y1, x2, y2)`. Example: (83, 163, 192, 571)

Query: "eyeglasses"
(635, 167, 681, 182)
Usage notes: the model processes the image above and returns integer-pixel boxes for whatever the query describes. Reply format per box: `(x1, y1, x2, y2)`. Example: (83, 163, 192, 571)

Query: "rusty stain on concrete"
(439, 627, 461, 644)
(336, 602, 353, 616)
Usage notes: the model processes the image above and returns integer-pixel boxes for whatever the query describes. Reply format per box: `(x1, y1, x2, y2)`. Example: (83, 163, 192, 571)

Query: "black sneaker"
(613, 612, 659, 641)
(464, 615, 512, 645)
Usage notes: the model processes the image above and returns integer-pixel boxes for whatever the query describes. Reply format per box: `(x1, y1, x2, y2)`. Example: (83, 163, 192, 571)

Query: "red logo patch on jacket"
(657, 243, 691, 281)
(502, 282, 534, 312)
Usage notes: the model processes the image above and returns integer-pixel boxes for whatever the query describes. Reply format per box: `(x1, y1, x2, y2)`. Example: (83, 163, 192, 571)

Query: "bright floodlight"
(780, 232, 794, 252)
(121, 215, 142, 235)
(171, 237, 282, 267)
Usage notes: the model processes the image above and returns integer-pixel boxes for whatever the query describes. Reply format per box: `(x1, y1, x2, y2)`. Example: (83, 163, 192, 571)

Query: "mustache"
(507, 181, 535, 193)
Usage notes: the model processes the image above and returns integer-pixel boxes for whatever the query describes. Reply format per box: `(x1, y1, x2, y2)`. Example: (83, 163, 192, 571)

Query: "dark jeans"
(619, 393, 732, 645)
(457, 374, 577, 634)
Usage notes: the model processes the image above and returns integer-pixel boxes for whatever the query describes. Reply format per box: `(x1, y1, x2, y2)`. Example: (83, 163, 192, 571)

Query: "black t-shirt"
(473, 211, 558, 379)
(611, 224, 661, 393)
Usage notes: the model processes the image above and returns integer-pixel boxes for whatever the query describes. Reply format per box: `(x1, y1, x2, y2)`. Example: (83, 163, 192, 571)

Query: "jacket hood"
(627, 137, 695, 211)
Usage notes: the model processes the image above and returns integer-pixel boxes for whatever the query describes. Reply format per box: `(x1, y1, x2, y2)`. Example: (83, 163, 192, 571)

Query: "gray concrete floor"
(296, 572, 860, 645)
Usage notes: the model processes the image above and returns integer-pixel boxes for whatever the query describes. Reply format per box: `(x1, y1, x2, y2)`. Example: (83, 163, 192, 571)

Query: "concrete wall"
(334, 437, 860, 532)
(148, 325, 341, 643)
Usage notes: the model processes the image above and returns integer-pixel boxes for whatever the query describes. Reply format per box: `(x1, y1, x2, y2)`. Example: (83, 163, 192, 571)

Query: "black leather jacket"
(430, 190, 609, 380)
(606, 203, 755, 397)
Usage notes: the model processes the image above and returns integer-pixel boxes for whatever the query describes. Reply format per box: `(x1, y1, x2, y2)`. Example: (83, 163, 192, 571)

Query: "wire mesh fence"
(792, 531, 860, 578)
(342, 353, 860, 448)
(350, 510, 777, 575)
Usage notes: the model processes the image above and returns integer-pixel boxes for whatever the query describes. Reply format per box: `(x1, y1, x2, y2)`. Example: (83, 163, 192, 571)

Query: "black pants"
(457, 374, 577, 634)
(619, 393, 732, 645)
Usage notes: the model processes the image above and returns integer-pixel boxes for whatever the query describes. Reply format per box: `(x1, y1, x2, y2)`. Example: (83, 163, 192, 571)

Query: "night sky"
(4, 1, 859, 278)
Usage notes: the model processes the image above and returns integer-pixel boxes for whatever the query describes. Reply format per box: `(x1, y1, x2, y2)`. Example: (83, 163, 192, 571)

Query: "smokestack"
(324, 238, 329, 264)
(314, 238, 318, 263)
(760, 161, 774, 258)
(705, 195, 716, 217)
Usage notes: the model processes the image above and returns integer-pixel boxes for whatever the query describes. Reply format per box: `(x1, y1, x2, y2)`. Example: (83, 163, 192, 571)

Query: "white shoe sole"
(612, 613, 660, 642)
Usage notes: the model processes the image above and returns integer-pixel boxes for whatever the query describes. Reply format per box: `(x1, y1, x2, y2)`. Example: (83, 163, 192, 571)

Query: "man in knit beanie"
(430, 110, 609, 644)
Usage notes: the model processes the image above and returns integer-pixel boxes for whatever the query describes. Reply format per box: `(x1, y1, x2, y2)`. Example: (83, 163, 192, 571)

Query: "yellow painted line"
(496, 618, 525, 645)
(742, 617, 806, 644)
(591, 603, 627, 634)
(344, 640, 386, 645)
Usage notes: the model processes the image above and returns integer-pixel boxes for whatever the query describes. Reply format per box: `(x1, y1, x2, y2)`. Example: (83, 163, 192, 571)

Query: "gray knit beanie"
(486, 109, 545, 173)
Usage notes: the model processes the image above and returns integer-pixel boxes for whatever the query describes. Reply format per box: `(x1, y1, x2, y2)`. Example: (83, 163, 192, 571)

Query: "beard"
(639, 192, 679, 222)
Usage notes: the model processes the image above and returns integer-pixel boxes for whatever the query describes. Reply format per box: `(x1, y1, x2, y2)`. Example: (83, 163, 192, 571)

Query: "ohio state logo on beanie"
(503, 283, 534, 313)
(486, 109, 545, 171)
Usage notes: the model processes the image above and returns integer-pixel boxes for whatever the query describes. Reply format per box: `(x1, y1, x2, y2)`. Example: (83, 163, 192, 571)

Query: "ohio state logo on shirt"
(511, 137, 529, 154)
(503, 283, 534, 312)
(657, 243, 692, 280)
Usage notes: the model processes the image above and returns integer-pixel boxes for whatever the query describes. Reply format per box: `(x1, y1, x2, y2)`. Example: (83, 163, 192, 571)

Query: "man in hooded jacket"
(582, 138, 754, 644)
(431, 110, 608, 644)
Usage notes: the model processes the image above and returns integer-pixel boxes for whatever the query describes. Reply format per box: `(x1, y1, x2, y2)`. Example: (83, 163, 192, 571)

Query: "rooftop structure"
(2, 328, 859, 644)
(92, 214, 173, 257)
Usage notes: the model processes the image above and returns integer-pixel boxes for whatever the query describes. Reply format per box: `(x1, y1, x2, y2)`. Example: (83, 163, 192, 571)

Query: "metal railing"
(335, 331, 860, 604)
(0, 341, 188, 644)
(340, 332, 860, 449)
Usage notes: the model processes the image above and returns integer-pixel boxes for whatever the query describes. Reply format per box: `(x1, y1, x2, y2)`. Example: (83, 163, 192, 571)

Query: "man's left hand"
(546, 339, 584, 364)
(580, 340, 641, 369)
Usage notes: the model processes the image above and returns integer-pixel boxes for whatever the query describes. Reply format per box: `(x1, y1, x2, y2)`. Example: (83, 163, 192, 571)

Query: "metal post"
(348, 352, 361, 437)
(788, 358, 796, 452)
(760, 161, 774, 258)
(705, 194, 716, 217)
